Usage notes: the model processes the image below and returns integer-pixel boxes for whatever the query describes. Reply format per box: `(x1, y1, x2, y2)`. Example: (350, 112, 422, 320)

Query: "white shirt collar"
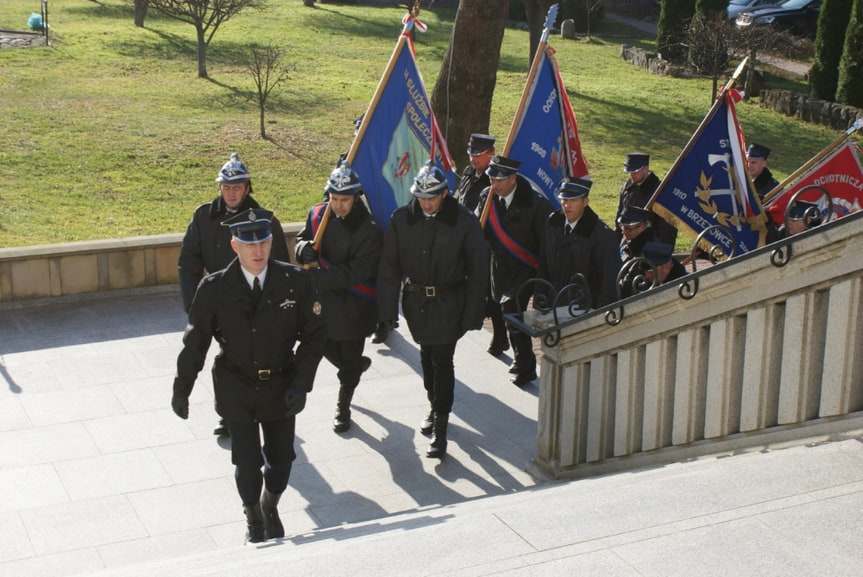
(240, 265, 268, 290)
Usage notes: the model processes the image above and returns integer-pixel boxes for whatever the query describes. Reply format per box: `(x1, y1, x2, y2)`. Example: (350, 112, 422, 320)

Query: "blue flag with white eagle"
(648, 91, 768, 255)
(349, 15, 456, 229)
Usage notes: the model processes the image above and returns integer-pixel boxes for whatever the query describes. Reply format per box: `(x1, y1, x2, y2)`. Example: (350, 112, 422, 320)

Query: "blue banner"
(350, 38, 456, 229)
(649, 93, 767, 255)
(507, 48, 589, 210)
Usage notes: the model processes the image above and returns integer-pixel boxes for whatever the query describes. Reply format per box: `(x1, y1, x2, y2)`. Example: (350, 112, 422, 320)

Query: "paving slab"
(1, 287, 861, 577)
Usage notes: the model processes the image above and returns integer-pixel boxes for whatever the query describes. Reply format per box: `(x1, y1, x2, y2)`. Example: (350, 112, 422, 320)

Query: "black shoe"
(487, 340, 510, 357)
(213, 420, 229, 437)
(419, 410, 434, 436)
(361, 356, 371, 372)
(371, 324, 389, 344)
(511, 372, 538, 387)
(508, 363, 521, 375)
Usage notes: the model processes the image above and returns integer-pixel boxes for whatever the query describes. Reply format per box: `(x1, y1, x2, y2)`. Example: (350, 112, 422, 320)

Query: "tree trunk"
(430, 0, 508, 171)
(134, 0, 148, 28)
(196, 25, 208, 79)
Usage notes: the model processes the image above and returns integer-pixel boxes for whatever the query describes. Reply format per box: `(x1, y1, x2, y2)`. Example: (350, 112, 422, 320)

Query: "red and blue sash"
(486, 197, 539, 269)
(311, 203, 378, 302)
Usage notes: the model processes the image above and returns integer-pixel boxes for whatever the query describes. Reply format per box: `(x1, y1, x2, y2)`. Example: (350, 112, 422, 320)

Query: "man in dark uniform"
(378, 161, 488, 459)
(618, 205, 657, 263)
(478, 155, 554, 387)
(177, 153, 290, 437)
(641, 240, 687, 286)
(295, 162, 383, 434)
(615, 152, 678, 247)
(456, 133, 508, 357)
(171, 208, 326, 544)
(746, 143, 780, 200)
(537, 177, 621, 310)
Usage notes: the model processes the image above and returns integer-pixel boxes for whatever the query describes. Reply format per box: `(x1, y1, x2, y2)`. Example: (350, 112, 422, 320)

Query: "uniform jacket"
(178, 195, 290, 311)
(538, 206, 621, 309)
(456, 166, 489, 212)
(295, 200, 383, 340)
(478, 176, 554, 304)
(378, 195, 489, 346)
(615, 172, 678, 246)
(753, 167, 779, 200)
(174, 258, 326, 423)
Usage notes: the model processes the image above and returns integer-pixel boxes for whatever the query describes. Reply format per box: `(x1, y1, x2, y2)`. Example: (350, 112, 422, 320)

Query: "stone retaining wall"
(0, 223, 302, 303)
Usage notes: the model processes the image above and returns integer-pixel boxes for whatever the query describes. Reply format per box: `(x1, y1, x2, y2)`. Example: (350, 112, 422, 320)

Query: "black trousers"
(502, 297, 535, 373)
(323, 338, 366, 390)
(228, 417, 296, 506)
(420, 342, 457, 415)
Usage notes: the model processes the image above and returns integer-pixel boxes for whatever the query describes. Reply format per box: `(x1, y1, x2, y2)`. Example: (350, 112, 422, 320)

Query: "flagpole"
(309, 10, 420, 253)
(762, 118, 863, 203)
(480, 3, 559, 228)
(646, 57, 748, 211)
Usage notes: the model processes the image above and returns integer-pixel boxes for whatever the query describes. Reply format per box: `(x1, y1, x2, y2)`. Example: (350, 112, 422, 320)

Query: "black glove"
(298, 243, 318, 265)
(284, 388, 308, 417)
(171, 393, 189, 419)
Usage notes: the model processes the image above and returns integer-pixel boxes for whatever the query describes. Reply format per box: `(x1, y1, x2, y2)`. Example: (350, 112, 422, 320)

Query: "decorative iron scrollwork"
(689, 224, 736, 274)
(771, 186, 833, 268)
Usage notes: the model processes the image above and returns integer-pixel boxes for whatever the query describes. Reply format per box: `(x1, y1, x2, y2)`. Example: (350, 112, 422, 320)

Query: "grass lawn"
(0, 0, 834, 249)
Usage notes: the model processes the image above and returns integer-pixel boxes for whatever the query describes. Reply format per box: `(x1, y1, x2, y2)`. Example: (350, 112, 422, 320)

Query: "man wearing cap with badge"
(615, 152, 677, 247)
(746, 143, 780, 200)
(618, 204, 657, 263)
(294, 161, 383, 434)
(378, 161, 488, 459)
(171, 207, 326, 544)
(178, 153, 290, 437)
(780, 200, 823, 238)
(640, 240, 687, 286)
(478, 155, 554, 387)
(456, 133, 509, 357)
(538, 177, 621, 309)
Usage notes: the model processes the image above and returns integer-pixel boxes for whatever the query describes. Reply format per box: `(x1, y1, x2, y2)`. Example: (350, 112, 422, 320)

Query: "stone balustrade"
(517, 212, 863, 480)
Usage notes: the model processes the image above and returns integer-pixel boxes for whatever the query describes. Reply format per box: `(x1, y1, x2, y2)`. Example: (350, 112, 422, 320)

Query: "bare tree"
(145, 0, 263, 78)
(430, 0, 508, 164)
(244, 44, 291, 139)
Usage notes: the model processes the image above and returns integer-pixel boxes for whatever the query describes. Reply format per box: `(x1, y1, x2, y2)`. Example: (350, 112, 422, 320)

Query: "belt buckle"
(425, 286, 436, 297)
(258, 369, 271, 380)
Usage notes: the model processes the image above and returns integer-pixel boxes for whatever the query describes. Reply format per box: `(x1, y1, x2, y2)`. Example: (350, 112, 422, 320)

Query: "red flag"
(765, 141, 863, 226)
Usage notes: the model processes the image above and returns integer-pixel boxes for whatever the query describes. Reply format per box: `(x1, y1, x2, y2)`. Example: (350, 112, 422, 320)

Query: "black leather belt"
(220, 357, 293, 383)
(403, 279, 462, 297)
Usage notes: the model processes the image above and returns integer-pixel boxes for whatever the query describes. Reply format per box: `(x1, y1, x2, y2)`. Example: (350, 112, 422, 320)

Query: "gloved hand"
(171, 393, 189, 419)
(297, 243, 318, 265)
(284, 387, 308, 417)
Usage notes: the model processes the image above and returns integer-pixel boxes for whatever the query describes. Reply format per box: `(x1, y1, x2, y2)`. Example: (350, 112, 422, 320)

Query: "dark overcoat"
(295, 200, 383, 340)
(378, 195, 488, 346)
(174, 258, 326, 423)
(615, 172, 678, 246)
(456, 166, 490, 212)
(538, 206, 621, 309)
(177, 195, 290, 311)
(478, 176, 554, 304)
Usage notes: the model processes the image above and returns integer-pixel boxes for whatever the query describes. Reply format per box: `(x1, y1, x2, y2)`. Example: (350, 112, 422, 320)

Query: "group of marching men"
(167, 133, 816, 544)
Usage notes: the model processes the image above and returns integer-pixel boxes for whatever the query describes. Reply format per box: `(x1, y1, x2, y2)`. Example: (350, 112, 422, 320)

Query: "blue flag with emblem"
(507, 45, 589, 211)
(648, 78, 768, 255)
(347, 13, 456, 229)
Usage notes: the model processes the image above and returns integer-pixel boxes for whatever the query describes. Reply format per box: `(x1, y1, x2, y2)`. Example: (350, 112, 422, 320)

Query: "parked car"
(735, 0, 822, 38)
(726, 0, 784, 20)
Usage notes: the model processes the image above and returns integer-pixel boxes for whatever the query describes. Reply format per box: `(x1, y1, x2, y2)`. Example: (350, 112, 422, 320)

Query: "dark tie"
(565, 224, 572, 236)
(251, 276, 262, 304)
(498, 197, 507, 216)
